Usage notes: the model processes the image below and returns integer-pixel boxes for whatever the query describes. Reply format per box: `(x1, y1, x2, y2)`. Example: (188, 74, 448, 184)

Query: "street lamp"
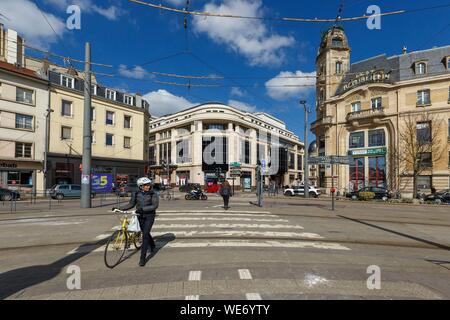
(299, 100, 309, 199)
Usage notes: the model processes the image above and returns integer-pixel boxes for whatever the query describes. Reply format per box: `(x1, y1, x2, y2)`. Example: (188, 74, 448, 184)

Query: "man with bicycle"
(113, 177, 159, 267)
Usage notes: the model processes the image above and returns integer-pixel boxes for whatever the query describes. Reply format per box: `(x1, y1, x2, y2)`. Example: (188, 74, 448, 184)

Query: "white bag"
(127, 215, 141, 233)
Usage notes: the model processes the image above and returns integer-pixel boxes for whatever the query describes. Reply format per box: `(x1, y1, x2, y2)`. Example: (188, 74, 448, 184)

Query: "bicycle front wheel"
(132, 231, 143, 249)
(104, 230, 128, 269)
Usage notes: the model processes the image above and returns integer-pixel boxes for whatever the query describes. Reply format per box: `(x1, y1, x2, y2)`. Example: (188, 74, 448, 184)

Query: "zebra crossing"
(66, 209, 350, 255)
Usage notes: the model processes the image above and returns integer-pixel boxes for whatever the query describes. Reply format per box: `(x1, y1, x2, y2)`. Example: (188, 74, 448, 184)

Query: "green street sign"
(348, 147, 387, 156)
(230, 162, 241, 168)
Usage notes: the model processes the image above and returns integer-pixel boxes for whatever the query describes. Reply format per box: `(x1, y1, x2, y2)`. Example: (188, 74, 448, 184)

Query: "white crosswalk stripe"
(69, 210, 350, 255)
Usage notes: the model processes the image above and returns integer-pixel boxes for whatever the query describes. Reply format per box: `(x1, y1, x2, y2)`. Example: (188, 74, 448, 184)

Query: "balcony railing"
(346, 108, 385, 122)
(310, 116, 333, 130)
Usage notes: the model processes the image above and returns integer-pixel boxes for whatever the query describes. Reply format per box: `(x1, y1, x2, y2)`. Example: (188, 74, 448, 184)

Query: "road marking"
(188, 271, 202, 281)
(212, 203, 250, 208)
(152, 230, 323, 239)
(95, 234, 111, 240)
(238, 269, 253, 280)
(152, 223, 304, 230)
(156, 217, 288, 222)
(185, 295, 200, 300)
(246, 293, 262, 300)
(159, 212, 279, 218)
(304, 274, 328, 288)
(158, 210, 272, 214)
(111, 226, 121, 231)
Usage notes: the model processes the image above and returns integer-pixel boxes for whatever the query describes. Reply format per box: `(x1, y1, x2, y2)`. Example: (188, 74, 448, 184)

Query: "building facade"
(149, 103, 304, 190)
(312, 26, 450, 197)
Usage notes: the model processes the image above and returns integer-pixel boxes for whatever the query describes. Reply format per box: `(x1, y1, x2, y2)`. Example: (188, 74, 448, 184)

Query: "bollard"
(49, 194, 52, 211)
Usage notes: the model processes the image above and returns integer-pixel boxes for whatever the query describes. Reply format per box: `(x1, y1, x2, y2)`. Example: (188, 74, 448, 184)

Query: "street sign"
(230, 170, 242, 177)
(308, 155, 352, 165)
(230, 162, 241, 168)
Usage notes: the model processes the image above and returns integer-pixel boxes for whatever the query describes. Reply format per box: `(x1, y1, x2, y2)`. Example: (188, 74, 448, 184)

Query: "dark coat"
(119, 190, 159, 215)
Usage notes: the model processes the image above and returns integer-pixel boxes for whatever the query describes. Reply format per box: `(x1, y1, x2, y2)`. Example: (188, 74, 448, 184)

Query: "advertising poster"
(92, 173, 113, 192)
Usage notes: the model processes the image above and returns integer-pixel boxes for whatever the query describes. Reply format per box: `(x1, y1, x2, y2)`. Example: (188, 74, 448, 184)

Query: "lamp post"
(300, 100, 309, 199)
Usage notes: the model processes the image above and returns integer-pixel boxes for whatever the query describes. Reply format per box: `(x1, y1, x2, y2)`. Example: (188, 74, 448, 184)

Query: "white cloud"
(230, 87, 246, 97)
(0, 0, 66, 48)
(192, 0, 295, 67)
(44, 0, 123, 20)
(228, 99, 257, 112)
(265, 70, 316, 101)
(118, 65, 150, 79)
(143, 90, 197, 116)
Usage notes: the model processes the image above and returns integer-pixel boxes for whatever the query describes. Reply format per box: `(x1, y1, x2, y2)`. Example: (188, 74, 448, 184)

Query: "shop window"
(349, 132, 364, 149)
(368, 129, 385, 147)
(349, 157, 365, 191)
(417, 176, 432, 189)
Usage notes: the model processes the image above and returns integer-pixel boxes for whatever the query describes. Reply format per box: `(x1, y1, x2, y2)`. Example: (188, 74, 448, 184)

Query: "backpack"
(221, 187, 230, 197)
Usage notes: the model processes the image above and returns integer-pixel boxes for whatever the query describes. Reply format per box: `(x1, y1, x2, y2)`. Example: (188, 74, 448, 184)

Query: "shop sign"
(348, 147, 387, 156)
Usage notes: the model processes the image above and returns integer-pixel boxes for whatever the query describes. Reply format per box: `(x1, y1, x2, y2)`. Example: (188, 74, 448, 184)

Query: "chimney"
(402, 46, 407, 55)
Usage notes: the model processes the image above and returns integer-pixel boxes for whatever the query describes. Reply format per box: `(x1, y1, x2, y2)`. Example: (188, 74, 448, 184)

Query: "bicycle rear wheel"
(104, 230, 128, 268)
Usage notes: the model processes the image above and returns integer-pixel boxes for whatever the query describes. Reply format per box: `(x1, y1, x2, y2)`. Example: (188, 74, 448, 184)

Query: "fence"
(0, 190, 131, 213)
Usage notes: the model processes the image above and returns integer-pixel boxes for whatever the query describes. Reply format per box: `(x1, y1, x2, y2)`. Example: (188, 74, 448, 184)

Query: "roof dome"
(308, 140, 317, 154)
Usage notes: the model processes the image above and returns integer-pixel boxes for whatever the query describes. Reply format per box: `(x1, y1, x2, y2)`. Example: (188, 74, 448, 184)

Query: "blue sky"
(1, 0, 449, 143)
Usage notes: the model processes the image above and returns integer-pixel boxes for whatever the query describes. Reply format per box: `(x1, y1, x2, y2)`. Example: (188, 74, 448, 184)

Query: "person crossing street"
(113, 177, 159, 267)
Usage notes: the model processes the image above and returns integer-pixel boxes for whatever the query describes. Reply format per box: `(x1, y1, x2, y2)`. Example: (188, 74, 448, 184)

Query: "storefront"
(241, 171, 252, 191)
(348, 147, 387, 191)
(0, 160, 43, 191)
(176, 170, 190, 186)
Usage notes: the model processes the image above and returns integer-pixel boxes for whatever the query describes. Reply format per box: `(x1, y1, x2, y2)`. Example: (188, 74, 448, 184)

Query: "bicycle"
(160, 188, 173, 201)
(104, 209, 143, 269)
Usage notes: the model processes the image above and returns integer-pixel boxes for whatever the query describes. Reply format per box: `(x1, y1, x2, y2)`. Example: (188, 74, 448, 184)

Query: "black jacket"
(119, 190, 159, 215)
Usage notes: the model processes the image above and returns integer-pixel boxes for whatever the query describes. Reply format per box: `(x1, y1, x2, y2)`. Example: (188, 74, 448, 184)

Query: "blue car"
(50, 184, 96, 200)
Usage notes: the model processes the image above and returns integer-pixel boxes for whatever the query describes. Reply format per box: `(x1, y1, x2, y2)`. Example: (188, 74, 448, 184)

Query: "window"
(61, 100, 72, 117)
(124, 115, 132, 129)
(351, 101, 361, 112)
(124, 95, 134, 105)
(15, 114, 33, 130)
(368, 129, 385, 147)
(72, 185, 81, 191)
(448, 151, 450, 168)
(416, 62, 427, 75)
(91, 131, 95, 144)
(289, 152, 295, 169)
(418, 152, 432, 168)
(417, 176, 432, 189)
(60, 75, 74, 89)
(448, 119, 450, 140)
(349, 132, 365, 149)
(15, 142, 32, 158)
(124, 137, 131, 149)
(417, 90, 431, 106)
(106, 111, 115, 125)
(416, 122, 431, 144)
(105, 89, 116, 100)
(16, 87, 33, 104)
(61, 126, 72, 140)
(371, 97, 382, 110)
(332, 37, 343, 47)
(106, 133, 114, 146)
(91, 84, 97, 95)
(335, 61, 343, 74)
(447, 57, 450, 70)
(297, 154, 303, 170)
(206, 124, 225, 130)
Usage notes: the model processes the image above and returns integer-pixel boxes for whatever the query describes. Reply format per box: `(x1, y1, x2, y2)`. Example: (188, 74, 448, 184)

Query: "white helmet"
(137, 177, 152, 187)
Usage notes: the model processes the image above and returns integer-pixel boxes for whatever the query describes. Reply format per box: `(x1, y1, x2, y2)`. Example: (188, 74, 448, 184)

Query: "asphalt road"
(1, 193, 449, 300)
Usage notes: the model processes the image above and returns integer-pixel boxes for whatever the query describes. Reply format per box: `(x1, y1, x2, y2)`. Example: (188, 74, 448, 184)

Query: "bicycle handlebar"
(111, 209, 137, 215)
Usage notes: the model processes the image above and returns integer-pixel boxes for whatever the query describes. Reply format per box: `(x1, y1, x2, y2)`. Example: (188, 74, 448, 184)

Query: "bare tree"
(397, 112, 445, 198)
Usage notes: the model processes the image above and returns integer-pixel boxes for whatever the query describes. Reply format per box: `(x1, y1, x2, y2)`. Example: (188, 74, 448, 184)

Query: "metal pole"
(81, 42, 92, 208)
(301, 100, 309, 199)
(43, 86, 51, 196)
(332, 163, 335, 211)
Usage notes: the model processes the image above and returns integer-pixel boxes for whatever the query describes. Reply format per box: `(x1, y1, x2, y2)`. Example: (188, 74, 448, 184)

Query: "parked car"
(424, 189, 450, 204)
(115, 183, 139, 197)
(50, 184, 96, 200)
(179, 183, 201, 193)
(284, 185, 321, 198)
(0, 187, 21, 201)
(346, 187, 391, 201)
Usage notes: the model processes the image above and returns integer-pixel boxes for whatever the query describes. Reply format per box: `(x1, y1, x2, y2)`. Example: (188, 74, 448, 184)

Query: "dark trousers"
(138, 214, 156, 259)
(223, 195, 230, 208)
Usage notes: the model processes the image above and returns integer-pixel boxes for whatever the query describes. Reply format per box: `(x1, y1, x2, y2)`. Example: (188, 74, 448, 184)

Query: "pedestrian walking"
(219, 180, 232, 210)
(113, 177, 159, 267)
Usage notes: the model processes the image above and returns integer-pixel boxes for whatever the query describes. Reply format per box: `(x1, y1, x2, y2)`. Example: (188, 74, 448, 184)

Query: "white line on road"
(152, 230, 323, 239)
(238, 269, 253, 280)
(246, 293, 262, 300)
(158, 210, 272, 214)
(159, 213, 279, 218)
(95, 234, 111, 240)
(156, 217, 288, 222)
(185, 295, 200, 300)
(188, 271, 202, 281)
(152, 223, 304, 230)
